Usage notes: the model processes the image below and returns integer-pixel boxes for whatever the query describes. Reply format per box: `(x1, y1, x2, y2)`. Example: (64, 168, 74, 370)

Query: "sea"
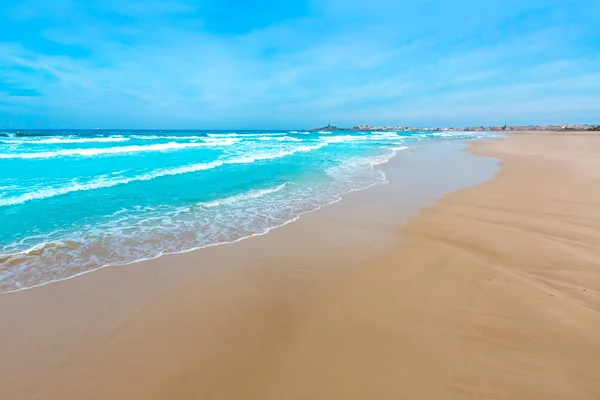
(0, 129, 489, 293)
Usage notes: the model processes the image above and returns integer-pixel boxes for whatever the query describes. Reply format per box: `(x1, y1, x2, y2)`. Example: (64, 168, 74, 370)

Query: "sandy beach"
(1, 132, 600, 399)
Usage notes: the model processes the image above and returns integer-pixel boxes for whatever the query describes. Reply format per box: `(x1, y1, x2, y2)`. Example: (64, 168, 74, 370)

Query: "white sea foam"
(0, 143, 326, 207)
(322, 135, 364, 143)
(0, 140, 417, 293)
(4, 137, 130, 144)
(0, 162, 224, 207)
(207, 133, 238, 137)
(324, 146, 409, 188)
(319, 134, 401, 144)
(0, 184, 19, 190)
(0, 131, 499, 293)
(228, 144, 326, 164)
(371, 131, 399, 136)
(256, 136, 302, 142)
(207, 133, 286, 138)
(202, 137, 241, 144)
(0, 139, 238, 159)
(0, 241, 67, 259)
(130, 136, 242, 144)
(198, 183, 288, 208)
(131, 135, 208, 140)
(390, 145, 409, 151)
(324, 134, 402, 144)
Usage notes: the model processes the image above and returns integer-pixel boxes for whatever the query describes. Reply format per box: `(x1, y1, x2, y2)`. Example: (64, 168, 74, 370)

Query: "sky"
(0, 0, 599, 129)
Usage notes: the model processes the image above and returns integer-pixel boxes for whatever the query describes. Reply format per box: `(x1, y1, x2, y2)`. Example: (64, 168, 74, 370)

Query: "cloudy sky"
(1, 0, 599, 129)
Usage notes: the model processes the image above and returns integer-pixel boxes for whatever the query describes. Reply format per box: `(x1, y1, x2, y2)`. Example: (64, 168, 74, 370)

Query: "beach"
(1, 132, 600, 399)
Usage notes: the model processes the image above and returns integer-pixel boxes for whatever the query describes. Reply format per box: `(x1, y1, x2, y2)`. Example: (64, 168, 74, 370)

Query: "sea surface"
(0, 129, 489, 293)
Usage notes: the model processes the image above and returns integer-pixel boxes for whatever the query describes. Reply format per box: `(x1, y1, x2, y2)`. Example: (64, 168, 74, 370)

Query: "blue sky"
(1, 0, 599, 129)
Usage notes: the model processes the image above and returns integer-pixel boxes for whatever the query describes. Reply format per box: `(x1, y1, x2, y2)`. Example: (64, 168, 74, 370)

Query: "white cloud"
(1, 0, 599, 128)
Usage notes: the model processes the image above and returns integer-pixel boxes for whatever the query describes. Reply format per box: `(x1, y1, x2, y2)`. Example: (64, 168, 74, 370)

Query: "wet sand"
(1, 132, 600, 399)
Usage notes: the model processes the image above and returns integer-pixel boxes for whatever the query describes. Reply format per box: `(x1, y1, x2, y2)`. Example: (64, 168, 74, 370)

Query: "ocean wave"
(14, 131, 104, 138)
(3, 137, 130, 145)
(14, 132, 51, 137)
(0, 140, 238, 160)
(0, 143, 326, 207)
(390, 145, 409, 151)
(197, 183, 288, 208)
(131, 135, 208, 140)
(0, 139, 416, 293)
(0, 162, 224, 207)
(202, 137, 240, 144)
(206, 133, 238, 137)
(371, 131, 400, 137)
(325, 146, 408, 182)
(207, 133, 286, 138)
(0, 241, 70, 261)
(322, 135, 365, 143)
(256, 136, 302, 142)
(227, 144, 326, 164)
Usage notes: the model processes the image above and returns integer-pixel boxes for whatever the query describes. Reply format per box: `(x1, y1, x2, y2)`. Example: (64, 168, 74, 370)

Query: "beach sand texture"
(243, 132, 600, 400)
(1, 132, 599, 399)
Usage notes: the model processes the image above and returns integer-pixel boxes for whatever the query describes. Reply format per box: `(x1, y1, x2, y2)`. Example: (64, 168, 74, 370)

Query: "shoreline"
(4, 132, 600, 399)
(0, 138, 498, 399)
(254, 131, 600, 400)
(0, 138, 471, 296)
(0, 144, 414, 296)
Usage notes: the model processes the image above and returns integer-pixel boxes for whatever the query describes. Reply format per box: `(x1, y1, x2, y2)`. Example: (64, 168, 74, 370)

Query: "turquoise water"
(0, 129, 487, 293)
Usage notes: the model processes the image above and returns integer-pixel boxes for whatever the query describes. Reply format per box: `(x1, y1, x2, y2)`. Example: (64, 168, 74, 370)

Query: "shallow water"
(0, 129, 496, 292)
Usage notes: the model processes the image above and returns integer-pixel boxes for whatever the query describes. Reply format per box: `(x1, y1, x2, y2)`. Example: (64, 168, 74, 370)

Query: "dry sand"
(242, 132, 600, 399)
(1, 132, 599, 399)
